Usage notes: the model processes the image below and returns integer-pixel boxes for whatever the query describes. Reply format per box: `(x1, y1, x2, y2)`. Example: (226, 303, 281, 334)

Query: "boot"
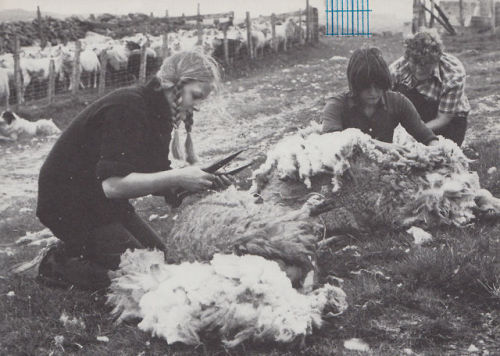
(37, 242, 111, 291)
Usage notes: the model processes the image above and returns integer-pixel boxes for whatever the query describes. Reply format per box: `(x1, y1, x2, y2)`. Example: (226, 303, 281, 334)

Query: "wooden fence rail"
(166, 11, 235, 22)
(71, 40, 82, 96)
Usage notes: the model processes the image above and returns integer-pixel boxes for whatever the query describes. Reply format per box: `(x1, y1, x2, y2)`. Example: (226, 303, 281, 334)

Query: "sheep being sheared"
(107, 188, 346, 347)
(164, 187, 325, 288)
(251, 123, 499, 231)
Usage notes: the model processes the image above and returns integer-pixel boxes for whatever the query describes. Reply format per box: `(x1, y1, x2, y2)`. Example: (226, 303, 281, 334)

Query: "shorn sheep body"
(107, 123, 499, 348)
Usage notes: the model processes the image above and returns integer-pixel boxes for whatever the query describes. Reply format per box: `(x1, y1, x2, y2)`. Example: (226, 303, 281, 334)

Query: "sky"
(0, 0, 413, 20)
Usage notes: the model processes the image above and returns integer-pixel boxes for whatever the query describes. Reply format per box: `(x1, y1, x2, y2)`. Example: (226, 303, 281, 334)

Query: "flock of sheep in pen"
(0, 16, 304, 105)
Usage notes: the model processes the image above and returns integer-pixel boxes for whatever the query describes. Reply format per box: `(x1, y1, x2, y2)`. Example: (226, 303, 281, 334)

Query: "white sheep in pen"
(78, 48, 101, 89)
(275, 18, 297, 51)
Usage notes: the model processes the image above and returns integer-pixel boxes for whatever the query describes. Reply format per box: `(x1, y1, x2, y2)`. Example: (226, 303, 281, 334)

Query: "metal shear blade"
(202, 149, 246, 174)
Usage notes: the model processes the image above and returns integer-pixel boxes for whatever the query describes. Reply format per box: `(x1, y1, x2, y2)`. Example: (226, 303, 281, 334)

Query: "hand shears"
(165, 149, 253, 207)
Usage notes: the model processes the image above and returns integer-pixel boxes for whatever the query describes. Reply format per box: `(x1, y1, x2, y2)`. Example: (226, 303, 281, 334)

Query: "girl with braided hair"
(35, 49, 231, 291)
(321, 47, 439, 146)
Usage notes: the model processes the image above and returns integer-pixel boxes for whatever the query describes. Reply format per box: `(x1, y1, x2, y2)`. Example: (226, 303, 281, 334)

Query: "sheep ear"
(2, 111, 16, 125)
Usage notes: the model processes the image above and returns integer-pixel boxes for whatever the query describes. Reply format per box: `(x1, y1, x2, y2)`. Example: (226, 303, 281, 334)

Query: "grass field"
(0, 32, 499, 355)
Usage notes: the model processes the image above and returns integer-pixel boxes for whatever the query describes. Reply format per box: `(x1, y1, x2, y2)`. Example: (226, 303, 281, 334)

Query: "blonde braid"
(169, 83, 184, 160)
(184, 111, 198, 164)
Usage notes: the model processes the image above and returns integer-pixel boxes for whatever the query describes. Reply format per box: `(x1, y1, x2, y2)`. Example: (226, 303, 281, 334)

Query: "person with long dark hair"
(322, 47, 438, 146)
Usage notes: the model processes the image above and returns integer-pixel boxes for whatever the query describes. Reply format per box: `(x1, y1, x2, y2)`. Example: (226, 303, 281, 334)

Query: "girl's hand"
(212, 174, 234, 190)
(174, 166, 216, 192)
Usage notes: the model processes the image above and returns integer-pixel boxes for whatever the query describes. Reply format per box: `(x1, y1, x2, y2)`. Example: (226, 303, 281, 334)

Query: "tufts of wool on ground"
(107, 249, 347, 347)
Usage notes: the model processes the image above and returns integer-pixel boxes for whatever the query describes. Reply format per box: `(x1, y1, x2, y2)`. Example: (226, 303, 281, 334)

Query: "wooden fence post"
(419, 0, 426, 27)
(197, 3, 203, 45)
(162, 33, 169, 58)
(246, 11, 253, 59)
(458, 0, 464, 27)
(298, 8, 304, 44)
(306, 0, 311, 43)
(37, 6, 46, 49)
(270, 13, 277, 53)
(430, 0, 435, 27)
(312, 7, 319, 42)
(47, 59, 55, 104)
(98, 52, 107, 95)
(72, 40, 81, 96)
(139, 42, 148, 83)
(222, 25, 230, 64)
(13, 36, 24, 106)
(491, 0, 496, 34)
(412, 0, 420, 33)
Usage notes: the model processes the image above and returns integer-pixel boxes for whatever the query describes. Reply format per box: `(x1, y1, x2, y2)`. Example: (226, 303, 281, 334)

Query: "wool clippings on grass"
(59, 311, 85, 330)
(407, 226, 433, 245)
(0, 247, 15, 256)
(467, 344, 479, 352)
(54, 335, 64, 347)
(344, 338, 370, 352)
(15, 228, 58, 246)
(329, 55, 348, 61)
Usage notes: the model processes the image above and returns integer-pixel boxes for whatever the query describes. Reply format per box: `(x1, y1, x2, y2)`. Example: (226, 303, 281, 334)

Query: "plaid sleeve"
(438, 77, 466, 114)
(389, 57, 405, 88)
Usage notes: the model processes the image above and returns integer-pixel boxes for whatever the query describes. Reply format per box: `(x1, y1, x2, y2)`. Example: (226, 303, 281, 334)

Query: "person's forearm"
(102, 170, 181, 199)
(426, 112, 454, 131)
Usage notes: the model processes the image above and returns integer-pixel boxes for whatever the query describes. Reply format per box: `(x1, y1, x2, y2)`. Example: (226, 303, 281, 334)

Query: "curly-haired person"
(389, 31, 470, 146)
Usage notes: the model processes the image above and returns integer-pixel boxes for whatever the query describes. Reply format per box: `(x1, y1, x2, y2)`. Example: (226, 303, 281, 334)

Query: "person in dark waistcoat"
(389, 31, 470, 146)
(35, 50, 231, 291)
(321, 47, 438, 146)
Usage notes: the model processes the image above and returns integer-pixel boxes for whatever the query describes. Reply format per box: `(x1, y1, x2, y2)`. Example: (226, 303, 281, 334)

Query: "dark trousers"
(394, 84, 468, 146)
(42, 211, 166, 290)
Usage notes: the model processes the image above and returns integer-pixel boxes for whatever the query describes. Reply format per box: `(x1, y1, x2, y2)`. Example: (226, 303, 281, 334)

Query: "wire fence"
(1, 2, 320, 110)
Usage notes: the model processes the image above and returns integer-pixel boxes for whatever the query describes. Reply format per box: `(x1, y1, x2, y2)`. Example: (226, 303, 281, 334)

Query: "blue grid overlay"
(325, 0, 372, 36)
